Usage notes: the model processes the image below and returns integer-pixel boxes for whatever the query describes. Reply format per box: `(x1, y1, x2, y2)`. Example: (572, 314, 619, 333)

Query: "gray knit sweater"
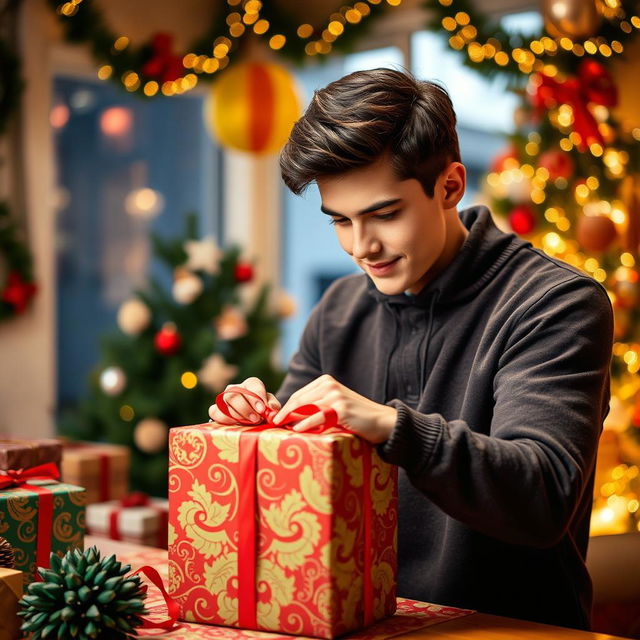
(276, 205, 613, 630)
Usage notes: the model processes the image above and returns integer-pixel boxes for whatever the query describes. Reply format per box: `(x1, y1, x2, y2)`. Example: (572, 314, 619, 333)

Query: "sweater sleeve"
(379, 276, 613, 548)
(276, 304, 323, 404)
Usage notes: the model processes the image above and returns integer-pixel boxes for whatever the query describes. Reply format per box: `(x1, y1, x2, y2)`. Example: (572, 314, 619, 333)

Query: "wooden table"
(85, 536, 633, 640)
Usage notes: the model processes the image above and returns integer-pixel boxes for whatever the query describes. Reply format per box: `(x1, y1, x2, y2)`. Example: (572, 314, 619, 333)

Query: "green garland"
(421, 0, 640, 82)
(0, 201, 37, 320)
(47, 0, 393, 96)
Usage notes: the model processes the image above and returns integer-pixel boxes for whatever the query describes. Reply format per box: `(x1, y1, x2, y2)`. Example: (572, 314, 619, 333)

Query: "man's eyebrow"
(320, 198, 402, 217)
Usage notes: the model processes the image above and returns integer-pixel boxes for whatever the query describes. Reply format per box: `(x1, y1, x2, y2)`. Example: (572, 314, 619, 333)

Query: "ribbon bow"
(120, 491, 150, 508)
(0, 462, 60, 490)
(108, 492, 168, 549)
(533, 59, 617, 151)
(141, 32, 184, 83)
(215, 386, 339, 431)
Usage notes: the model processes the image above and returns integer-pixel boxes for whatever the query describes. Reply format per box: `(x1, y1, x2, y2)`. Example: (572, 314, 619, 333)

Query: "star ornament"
(184, 237, 222, 275)
(198, 353, 238, 392)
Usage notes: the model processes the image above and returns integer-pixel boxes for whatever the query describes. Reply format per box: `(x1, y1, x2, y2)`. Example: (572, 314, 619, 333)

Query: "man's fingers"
(238, 377, 269, 414)
(208, 404, 238, 425)
(266, 393, 281, 411)
(291, 411, 325, 433)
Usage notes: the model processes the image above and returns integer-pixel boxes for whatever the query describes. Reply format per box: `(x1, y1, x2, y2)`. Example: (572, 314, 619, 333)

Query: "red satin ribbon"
(0, 463, 60, 581)
(109, 492, 169, 548)
(99, 453, 111, 502)
(0, 462, 60, 489)
(214, 387, 374, 630)
(533, 59, 617, 151)
(135, 565, 180, 630)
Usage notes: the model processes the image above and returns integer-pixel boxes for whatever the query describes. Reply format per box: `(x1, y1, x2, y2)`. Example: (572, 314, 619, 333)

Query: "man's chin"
(370, 279, 405, 296)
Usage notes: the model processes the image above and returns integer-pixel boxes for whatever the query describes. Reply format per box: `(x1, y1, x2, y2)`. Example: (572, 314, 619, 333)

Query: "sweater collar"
(366, 205, 529, 308)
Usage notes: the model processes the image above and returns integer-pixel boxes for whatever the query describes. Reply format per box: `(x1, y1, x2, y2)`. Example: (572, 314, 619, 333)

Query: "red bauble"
(154, 323, 182, 355)
(490, 146, 519, 173)
(576, 215, 618, 252)
(538, 150, 574, 181)
(508, 205, 537, 235)
(234, 262, 254, 283)
(1, 271, 37, 313)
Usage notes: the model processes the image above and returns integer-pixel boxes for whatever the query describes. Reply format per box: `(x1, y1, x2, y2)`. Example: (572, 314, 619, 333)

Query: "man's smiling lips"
(364, 257, 401, 275)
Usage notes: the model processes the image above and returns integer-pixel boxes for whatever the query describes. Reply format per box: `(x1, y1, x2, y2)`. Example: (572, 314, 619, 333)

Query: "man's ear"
(440, 162, 466, 210)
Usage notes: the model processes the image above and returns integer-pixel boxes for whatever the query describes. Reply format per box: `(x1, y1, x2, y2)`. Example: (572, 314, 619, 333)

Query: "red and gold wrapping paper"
(168, 423, 398, 639)
(89, 538, 474, 640)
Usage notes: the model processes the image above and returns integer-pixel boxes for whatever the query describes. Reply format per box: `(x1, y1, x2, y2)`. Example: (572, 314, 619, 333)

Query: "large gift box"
(86, 494, 169, 548)
(0, 480, 85, 586)
(60, 441, 129, 504)
(168, 422, 398, 639)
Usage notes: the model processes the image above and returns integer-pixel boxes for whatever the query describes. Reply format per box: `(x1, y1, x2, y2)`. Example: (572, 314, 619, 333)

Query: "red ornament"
(538, 150, 574, 181)
(508, 205, 537, 235)
(154, 323, 182, 355)
(141, 33, 184, 83)
(1, 271, 37, 313)
(234, 262, 254, 283)
(576, 215, 618, 252)
(490, 146, 519, 174)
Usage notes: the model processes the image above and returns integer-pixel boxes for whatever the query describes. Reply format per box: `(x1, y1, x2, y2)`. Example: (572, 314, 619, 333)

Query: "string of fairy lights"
(433, 0, 640, 75)
(53, 0, 403, 97)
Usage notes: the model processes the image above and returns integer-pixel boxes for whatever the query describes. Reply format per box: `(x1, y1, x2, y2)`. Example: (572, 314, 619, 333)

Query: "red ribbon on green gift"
(215, 387, 374, 630)
(0, 462, 60, 581)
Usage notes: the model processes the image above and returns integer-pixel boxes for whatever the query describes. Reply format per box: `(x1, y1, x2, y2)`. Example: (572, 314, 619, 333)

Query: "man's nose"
(352, 226, 381, 259)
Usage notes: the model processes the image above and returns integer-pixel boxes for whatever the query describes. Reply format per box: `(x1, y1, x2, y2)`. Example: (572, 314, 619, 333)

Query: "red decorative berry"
(154, 323, 181, 355)
(508, 205, 537, 235)
(1, 271, 37, 313)
(234, 262, 254, 283)
(538, 150, 574, 181)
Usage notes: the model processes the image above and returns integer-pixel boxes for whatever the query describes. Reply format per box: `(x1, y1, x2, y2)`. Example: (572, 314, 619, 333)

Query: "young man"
(209, 68, 613, 630)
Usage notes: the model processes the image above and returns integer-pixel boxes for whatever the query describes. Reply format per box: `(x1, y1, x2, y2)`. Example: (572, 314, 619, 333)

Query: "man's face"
(317, 157, 450, 296)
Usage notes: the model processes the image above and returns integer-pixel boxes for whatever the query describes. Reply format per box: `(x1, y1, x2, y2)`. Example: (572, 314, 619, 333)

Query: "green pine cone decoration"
(19, 546, 148, 640)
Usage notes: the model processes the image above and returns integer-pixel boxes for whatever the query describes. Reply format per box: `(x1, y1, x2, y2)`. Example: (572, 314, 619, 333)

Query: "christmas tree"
(423, 0, 640, 533)
(59, 215, 285, 496)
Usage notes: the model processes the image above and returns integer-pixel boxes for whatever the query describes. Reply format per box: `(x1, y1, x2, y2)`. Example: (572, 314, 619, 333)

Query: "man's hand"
(272, 374, 397, 444)
(208, 377, 281, 425)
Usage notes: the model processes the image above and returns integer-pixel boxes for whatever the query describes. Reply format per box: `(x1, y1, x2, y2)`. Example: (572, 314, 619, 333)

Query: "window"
(54, 76, 222, 409)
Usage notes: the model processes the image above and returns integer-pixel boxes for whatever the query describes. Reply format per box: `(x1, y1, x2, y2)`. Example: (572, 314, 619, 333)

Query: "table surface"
(85, 536, 633, 640)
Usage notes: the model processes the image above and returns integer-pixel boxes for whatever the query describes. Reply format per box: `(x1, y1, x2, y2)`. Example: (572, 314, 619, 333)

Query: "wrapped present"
(86, 492, 169, 548)
(60, 441, 129, 504)
(0, 465, 85, 586)
(0, 567, 22, 640)
(168, 416, 398, 639)
(0, 439, 62, 471)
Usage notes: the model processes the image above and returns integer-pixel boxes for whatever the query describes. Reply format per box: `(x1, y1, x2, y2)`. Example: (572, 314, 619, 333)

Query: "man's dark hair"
(280, 68, 461, 197)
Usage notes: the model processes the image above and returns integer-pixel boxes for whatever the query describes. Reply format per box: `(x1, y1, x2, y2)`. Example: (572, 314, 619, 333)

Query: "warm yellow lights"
(120, 405, 135, 421)
(143, 81, 159, 97)
(328, 20, 345, 36)
(97, 65, 113, 80)
(442, 16, 457, 30)
(621, 253, 636, 268)
(229, 23, 245, 37)
(269, 34, 286, 50)
(113, 36, 129, 51)
(297, 24, 314, 38)
(181, 371, 198, 389)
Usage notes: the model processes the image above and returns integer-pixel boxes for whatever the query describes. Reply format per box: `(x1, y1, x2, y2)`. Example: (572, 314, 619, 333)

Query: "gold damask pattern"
(0, 482, 86, 585)
(168, 423, 397, 639)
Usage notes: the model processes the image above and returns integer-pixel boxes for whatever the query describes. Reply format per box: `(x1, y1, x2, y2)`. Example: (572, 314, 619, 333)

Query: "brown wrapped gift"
(60, 442, 129, 504)
(0, 568, 22, 640)
(0, 439, 62, 471)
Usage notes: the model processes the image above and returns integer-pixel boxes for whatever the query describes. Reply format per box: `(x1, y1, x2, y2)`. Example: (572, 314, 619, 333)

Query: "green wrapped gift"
(0, 479, 85, 586)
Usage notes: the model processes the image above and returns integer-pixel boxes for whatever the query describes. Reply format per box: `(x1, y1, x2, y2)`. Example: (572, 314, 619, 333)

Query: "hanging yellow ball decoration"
(206, 61, 302, 154)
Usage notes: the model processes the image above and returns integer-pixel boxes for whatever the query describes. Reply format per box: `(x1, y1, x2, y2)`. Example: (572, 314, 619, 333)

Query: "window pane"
(280, 48, 403, 364)
(54, 76, 222, 410)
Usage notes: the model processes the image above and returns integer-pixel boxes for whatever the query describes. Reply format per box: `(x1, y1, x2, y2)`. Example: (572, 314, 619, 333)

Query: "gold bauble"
(541, 0, 602, 39)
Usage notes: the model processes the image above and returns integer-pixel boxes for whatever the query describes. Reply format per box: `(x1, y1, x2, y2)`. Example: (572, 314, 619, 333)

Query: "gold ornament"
(215, 306, 248, 341)
(198, 354, 238, 392)
(134, 417, 168, 454)
(172, 268, 204, 305)
(541, 0, 602, 40)
(117, 298, 151, 336)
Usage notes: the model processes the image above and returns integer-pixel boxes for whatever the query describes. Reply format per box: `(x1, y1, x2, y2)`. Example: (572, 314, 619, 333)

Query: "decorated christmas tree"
(423, 0, 640, 533)
(59, 215, 285, 496)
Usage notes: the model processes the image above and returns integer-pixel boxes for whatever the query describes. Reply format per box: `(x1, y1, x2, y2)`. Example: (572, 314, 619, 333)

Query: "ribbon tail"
(135, 565, 180, 629)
